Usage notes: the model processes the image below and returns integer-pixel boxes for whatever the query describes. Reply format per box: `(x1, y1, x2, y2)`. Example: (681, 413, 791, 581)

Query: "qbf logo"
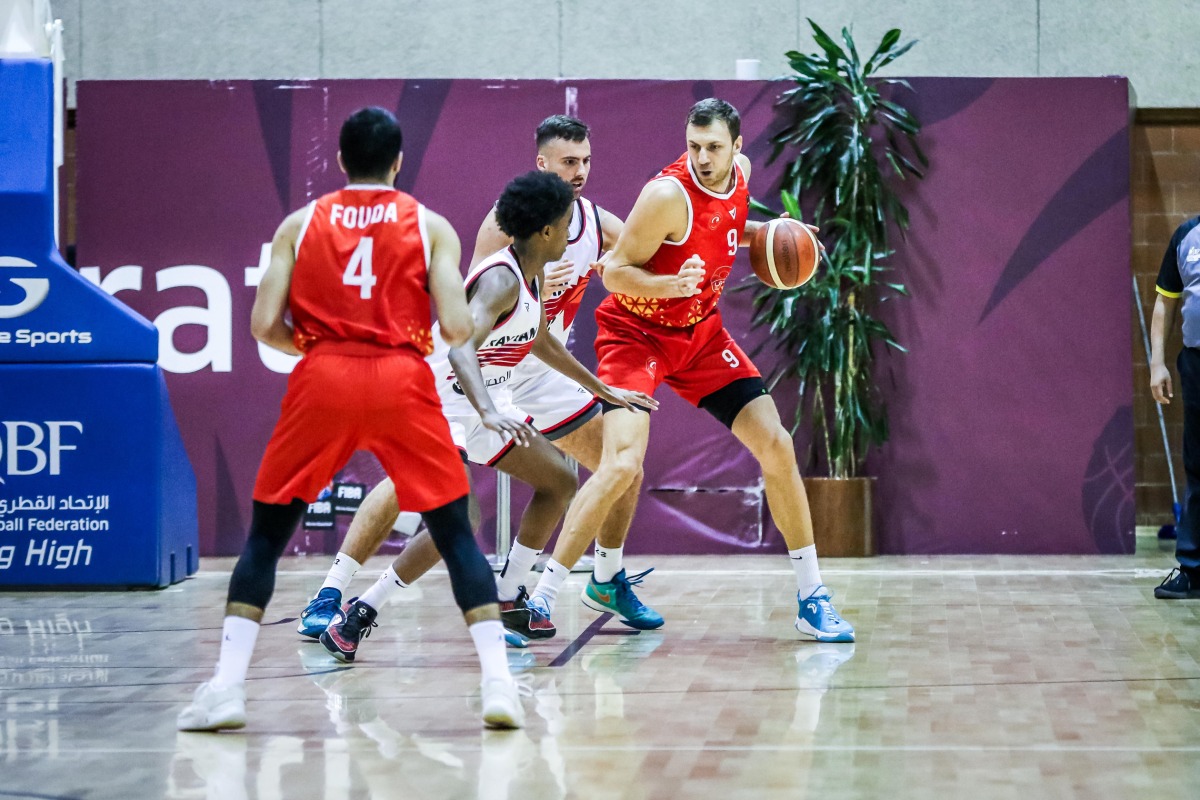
(0, 257, 50, 318)
(0, 421, 83, 482)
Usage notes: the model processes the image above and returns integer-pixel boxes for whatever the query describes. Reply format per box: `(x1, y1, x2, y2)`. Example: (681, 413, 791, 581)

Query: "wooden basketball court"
(3, 549, 1198, 799)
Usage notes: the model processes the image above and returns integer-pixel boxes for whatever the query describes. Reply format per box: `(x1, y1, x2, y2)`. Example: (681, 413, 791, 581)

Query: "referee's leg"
(1177, 347, 1200, 575)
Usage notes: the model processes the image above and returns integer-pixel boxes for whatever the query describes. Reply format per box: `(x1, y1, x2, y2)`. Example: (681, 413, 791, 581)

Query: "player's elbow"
(440, 318, 474, 348)
(601, 265, 628, 294)
(249, 316, 274, 345)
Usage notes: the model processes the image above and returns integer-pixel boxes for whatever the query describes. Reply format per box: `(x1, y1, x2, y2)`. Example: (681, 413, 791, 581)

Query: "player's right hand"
(480, 411, 536, 447)
(1151, 362, 1173, 405)
(674, 255, 705, 298)
(541, 259, 576, 299)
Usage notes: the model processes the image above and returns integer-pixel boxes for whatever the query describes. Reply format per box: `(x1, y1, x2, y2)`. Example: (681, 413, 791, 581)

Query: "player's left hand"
(597, 386, 659, 413)
(541, 259, 575, 299)
(590, 251, 611, 278)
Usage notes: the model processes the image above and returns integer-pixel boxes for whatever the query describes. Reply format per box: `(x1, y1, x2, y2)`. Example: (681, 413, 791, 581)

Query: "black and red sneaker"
(499, 586, 556, 640)
(319, 598, 378, 662)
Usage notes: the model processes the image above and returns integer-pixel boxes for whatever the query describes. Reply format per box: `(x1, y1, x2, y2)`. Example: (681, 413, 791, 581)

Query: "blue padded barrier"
(0, 58, 197, 587)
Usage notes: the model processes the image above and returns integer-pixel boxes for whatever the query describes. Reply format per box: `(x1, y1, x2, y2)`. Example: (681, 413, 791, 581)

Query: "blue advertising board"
(0, 58, 197, 586)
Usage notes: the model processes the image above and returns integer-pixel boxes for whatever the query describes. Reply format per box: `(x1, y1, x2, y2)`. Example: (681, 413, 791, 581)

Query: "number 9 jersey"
(610, 152, 748, 329)
(289, 185, 436, 355)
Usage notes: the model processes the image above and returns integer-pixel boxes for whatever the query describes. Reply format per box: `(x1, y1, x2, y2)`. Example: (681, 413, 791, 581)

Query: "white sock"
(320, 552, 361, 595)
(212, 616, 259, 688)
(532, 559, 570, 613)
(359, 565, 408, 612)
(790, 545, 823, 598)
(593, 544, 623, 583)
(468, 619, 511, 684)
(495, 542, 542, 602)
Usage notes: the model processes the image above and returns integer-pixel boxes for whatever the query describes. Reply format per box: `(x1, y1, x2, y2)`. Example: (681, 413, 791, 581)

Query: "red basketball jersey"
(290, 185, 435, 354)
(611, 153, 749, 328)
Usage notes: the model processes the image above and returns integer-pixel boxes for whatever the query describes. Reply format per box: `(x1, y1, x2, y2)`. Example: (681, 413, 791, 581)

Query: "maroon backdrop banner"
(76, 77, 1132, 556)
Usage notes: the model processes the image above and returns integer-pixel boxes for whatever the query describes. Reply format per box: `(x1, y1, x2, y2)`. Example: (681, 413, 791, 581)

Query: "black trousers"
(1175, 347, 1200, 571)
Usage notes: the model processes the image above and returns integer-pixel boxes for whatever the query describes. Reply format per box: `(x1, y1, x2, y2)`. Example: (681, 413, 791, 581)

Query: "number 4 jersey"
(289, 185, 436, 355)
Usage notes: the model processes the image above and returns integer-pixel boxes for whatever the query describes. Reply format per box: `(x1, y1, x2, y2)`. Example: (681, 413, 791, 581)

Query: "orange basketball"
(749, 218, 820, 290)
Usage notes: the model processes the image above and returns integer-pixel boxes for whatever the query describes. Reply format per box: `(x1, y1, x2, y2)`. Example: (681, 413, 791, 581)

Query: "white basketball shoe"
(177, 680, 247, 731)
(480, 678, 525, 730)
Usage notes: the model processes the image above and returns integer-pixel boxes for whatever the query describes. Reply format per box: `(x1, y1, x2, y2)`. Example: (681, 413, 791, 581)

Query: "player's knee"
(602, 450, 643, 491)
(755, 425, 798, 473)
(532, 458, 578, 506)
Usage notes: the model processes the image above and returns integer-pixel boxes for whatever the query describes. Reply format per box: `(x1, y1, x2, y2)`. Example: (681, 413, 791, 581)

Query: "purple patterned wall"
(76, 77, 1132, 556)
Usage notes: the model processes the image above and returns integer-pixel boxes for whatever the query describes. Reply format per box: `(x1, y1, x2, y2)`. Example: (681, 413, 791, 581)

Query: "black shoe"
(499, 586, 556, 640)
(1154, 568, 1200, 599)
(320, 598, 378, 662)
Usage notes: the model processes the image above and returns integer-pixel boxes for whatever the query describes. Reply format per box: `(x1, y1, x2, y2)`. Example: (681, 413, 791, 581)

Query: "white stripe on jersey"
(294, 200, 318, 258)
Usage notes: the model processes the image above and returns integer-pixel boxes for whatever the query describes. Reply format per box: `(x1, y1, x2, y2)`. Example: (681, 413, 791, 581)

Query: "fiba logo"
(0, 257, 50, 318)
(707, 213, 723, 231)
(709, 266, 732, 293)
(0, 421, 83, 482)
(644, 357, 658, 376)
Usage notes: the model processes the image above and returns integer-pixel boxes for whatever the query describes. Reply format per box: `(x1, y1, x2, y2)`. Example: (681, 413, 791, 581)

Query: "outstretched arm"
(530, 306, 658, 413)
(250, 209, 305, 355)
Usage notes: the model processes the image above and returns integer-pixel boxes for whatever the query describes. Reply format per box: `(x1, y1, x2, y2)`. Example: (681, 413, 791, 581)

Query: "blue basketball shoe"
(794, 585, 855, 643)
(580, 568, 664, 630)
(297, 587, 342, 639)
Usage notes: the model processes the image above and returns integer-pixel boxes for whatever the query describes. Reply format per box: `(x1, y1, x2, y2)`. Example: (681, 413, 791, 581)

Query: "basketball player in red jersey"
(177, 107, 532, 733)
(296, 116, 645, 644)
(532, 99, 855, 641)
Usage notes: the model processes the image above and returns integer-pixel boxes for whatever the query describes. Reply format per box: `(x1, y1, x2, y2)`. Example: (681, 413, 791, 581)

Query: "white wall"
(49, 0, 1199, 107)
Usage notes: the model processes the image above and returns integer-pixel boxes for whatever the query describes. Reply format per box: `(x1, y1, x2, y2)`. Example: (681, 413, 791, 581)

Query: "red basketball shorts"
(594, 301, 761, 407)
(253, 347, 469, 511)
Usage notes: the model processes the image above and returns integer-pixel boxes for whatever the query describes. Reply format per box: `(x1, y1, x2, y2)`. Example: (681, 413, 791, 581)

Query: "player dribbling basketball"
(529, 98, 855, 642)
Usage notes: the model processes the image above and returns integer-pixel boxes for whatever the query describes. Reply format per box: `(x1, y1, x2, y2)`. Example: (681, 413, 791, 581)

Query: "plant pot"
(802, 477, 875, 557)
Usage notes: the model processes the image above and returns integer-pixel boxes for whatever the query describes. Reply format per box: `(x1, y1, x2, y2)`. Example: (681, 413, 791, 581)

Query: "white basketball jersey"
(428, 246, 543, 414)
(543, 197, 603, 344)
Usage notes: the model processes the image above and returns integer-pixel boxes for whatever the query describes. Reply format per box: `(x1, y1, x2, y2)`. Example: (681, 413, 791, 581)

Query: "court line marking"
(548, 612, 613, 667)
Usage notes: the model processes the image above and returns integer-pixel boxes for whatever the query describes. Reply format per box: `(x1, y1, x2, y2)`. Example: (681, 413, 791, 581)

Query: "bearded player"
(528, 98, 854, 642)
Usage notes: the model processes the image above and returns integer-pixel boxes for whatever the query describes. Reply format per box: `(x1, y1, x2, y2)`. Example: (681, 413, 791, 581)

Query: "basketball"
(749, 218, 820, 289)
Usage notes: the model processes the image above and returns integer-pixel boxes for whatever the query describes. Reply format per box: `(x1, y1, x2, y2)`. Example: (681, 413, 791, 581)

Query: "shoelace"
(811, 596, 844, 624)
(615, 568, 655, 610)
(525, 599, 551, 623)
(311, 597, 339, 613)
(1159, 568, 1183, 587)
(346, 608, 378, 640)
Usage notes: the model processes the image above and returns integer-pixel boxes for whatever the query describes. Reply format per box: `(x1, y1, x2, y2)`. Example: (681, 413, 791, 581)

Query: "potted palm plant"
(751, 21, 926, 556)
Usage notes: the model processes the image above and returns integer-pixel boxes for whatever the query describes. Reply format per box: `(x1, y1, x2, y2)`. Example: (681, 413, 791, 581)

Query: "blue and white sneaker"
(504, 629, 531, 649)
(794, 585, 855, 643)
(297, 587, 342, 639)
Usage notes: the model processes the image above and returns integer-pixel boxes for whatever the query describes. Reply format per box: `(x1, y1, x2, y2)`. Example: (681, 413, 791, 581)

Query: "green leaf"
(780, 190, 804, 220)
(807, 19, 847, 63)
(870, 38, 918, 73)
(865, 28, 902, 75)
